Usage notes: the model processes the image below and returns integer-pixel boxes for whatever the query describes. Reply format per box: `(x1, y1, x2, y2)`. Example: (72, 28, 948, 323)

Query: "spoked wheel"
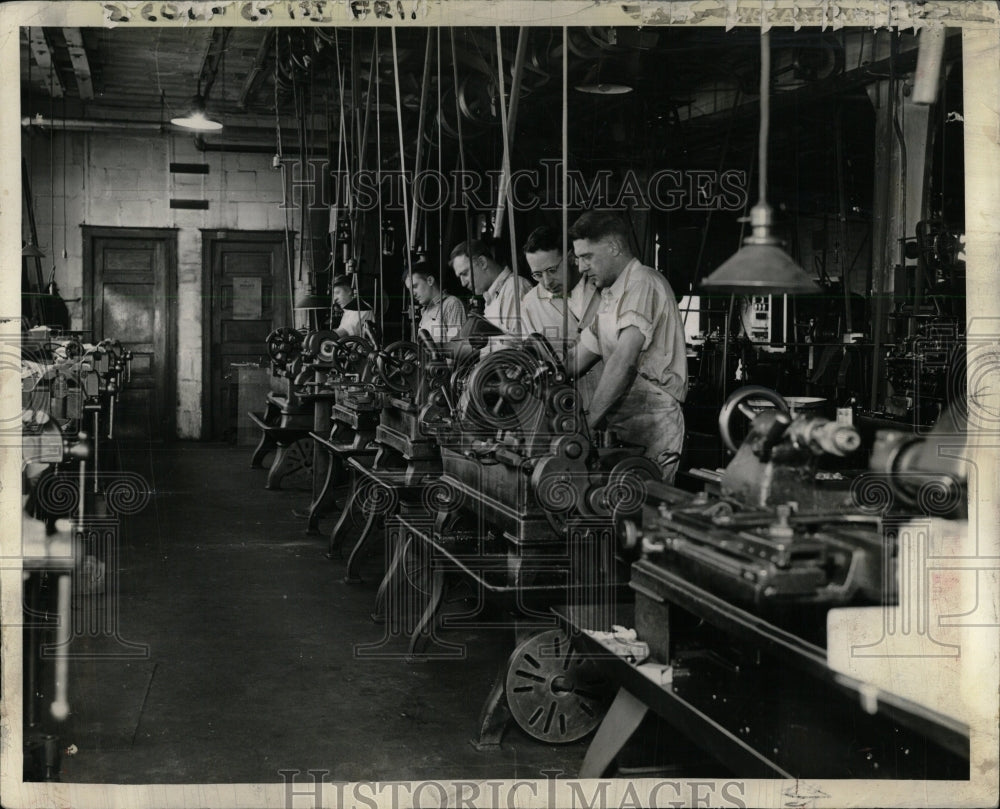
(376, 341, 420, 395)
(466, 350, 539, 430)
(717, 385, 790, 454)
(332, 336, 372, 377)
(505, 629, 612, 743)
(266, 328, 304, 365)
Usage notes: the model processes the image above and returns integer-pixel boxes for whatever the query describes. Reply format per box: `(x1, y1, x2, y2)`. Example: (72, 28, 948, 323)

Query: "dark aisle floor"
(54, 442, 591, 784)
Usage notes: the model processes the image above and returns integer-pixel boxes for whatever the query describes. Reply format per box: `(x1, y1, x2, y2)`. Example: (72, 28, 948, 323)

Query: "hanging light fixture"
(22, 239, 46, 258)
(170, 76, 223, 131)
(701, 31, 819, 295)
(574, 57, 634, 95)
(293, 290, 330, 310)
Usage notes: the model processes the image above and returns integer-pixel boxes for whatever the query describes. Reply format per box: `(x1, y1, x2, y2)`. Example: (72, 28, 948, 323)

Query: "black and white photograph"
(3, 1, 999, 807)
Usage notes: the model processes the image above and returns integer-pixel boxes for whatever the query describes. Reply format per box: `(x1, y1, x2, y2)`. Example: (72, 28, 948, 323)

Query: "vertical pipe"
(92, 410, 99, 493)
(49, 574, 71, 721)
(835, 105, 853, 334)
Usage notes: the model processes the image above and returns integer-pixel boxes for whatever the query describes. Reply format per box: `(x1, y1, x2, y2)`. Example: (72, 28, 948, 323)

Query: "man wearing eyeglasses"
(520, 225, 600, 343)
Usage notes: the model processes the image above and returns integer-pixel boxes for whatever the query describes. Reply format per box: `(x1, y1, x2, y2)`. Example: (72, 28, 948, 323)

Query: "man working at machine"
(521, 224, 602, 408)
(449, 238, 532, 339)
(331, 275, 374, 338)
(405, 259, 467, 343)
(568, 211, 688, 483)
(521, 225, 600, 340)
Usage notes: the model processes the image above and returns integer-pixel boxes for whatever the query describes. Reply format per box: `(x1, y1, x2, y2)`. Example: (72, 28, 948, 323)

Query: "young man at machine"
(567, 211, 688, 483)
(330, 275, 374, 338)
(405, 259, 467, 343)
(521, 225, 600, 343)
(449, 238, 532, 340)
(520, 224, 602, 407)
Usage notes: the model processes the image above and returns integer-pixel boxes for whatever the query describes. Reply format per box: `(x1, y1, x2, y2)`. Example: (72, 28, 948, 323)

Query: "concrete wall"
(23, 130, 307, 439)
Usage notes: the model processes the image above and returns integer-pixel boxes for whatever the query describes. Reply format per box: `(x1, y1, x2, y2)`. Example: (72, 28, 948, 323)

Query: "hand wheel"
(718, 385, 789, 454)
(375, 341, 420, 395)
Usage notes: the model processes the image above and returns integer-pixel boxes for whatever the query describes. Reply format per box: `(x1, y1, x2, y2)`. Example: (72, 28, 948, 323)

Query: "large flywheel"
(505, 629, 612, 743)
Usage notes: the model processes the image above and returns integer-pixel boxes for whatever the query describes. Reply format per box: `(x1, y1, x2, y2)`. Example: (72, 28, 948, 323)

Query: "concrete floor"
(52, 443, 592, 783)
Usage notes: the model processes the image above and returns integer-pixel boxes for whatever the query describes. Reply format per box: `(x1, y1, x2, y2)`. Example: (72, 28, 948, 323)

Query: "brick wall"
(24, 129, 312, 439)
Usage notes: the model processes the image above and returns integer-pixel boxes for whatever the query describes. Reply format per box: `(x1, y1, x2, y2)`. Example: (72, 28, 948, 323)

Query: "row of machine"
(20, 332, 135, 780)
(248, 313, 972, 777)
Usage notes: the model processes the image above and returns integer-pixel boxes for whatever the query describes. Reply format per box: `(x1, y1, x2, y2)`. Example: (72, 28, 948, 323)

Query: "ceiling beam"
(199, 27, 232, 101)
(27, 28, 63, 98)
(62, 28, 94, 100)
(239, 30, 275, 109)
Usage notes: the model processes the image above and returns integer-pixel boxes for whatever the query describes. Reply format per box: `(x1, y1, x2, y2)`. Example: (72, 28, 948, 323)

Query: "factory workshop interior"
(12, 6, 999, 797)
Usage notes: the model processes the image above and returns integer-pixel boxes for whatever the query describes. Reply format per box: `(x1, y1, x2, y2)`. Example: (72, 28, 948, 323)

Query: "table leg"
(343, 499, 382, 583)
(472, 654, 514, 751)
(265, 443, 290, 490)
(372, 533, 411, 623)
(250, 430, 276, 468)
(578, 687, 648, 778)
(325, 468, 360, 560)
(306, 451, 340, 534)
(407, 567, 446, 657)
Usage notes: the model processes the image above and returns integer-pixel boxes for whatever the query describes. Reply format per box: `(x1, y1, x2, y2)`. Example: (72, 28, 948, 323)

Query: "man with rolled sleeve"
(568, 211, 688, 483)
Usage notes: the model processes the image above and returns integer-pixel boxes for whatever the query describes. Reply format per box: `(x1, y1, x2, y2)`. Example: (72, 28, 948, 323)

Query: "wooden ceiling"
(19, 25, 935, 168)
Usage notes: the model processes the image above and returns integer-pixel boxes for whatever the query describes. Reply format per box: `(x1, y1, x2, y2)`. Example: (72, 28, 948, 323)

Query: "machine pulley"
(504, 629, 612, 743)
(266, 328, 305, 365)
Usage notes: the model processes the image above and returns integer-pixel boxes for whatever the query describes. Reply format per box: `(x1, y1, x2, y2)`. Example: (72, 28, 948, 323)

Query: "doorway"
(82, 226, 177, 441)
(201, 230, 291, 441)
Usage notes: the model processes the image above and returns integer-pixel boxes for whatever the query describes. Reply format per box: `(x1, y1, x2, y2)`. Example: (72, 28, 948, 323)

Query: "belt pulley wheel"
(266, 328, 304, 363)
(376, 341, 420, 395)
(316, 332, 340, 363)
(505, 629, 612, 743)
(466, 350, 540, 430)
(332, 336, 372, 376)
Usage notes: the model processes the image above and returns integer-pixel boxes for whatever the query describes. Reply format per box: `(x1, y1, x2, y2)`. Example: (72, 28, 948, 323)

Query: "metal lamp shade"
(701, 242, 820, 295)
(170, 95, 223, 131)
(293, 292, 330, 310)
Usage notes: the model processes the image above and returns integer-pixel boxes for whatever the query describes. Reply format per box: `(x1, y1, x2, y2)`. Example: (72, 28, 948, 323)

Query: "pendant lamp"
(22, 239, 46, 257)
(701, 30, 819, 295)
(170, 75, 223, 132)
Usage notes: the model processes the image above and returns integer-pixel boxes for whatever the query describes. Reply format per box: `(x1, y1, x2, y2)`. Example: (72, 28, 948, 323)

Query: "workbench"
(555, 565, 970, 779)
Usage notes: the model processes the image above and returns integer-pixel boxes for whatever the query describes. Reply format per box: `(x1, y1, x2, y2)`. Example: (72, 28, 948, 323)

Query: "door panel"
(206, 232, 289, 441)
(85, 228, 176, 441)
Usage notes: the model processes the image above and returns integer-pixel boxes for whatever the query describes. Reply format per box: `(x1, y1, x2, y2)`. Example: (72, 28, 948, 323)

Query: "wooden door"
(203, 231, 290, 441)
(83, 227, 177, 440)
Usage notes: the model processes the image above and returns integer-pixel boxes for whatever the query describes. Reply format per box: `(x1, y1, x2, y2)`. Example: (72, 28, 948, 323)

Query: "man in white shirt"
(331, 275, 374, 338)
(520, 225, 601, 408)
(567, 212, 688, 483)
(521, 225, 599, 343)
(405, 261, 467, 343)
(449, 239, 532, 338)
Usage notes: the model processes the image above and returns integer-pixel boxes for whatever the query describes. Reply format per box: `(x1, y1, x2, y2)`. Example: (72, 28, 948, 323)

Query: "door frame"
(200, 229, 294, 441)
(82, 225, 178, 439)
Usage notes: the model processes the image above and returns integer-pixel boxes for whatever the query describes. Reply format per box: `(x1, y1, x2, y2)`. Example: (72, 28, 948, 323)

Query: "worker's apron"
(594, 307, 685, 483)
